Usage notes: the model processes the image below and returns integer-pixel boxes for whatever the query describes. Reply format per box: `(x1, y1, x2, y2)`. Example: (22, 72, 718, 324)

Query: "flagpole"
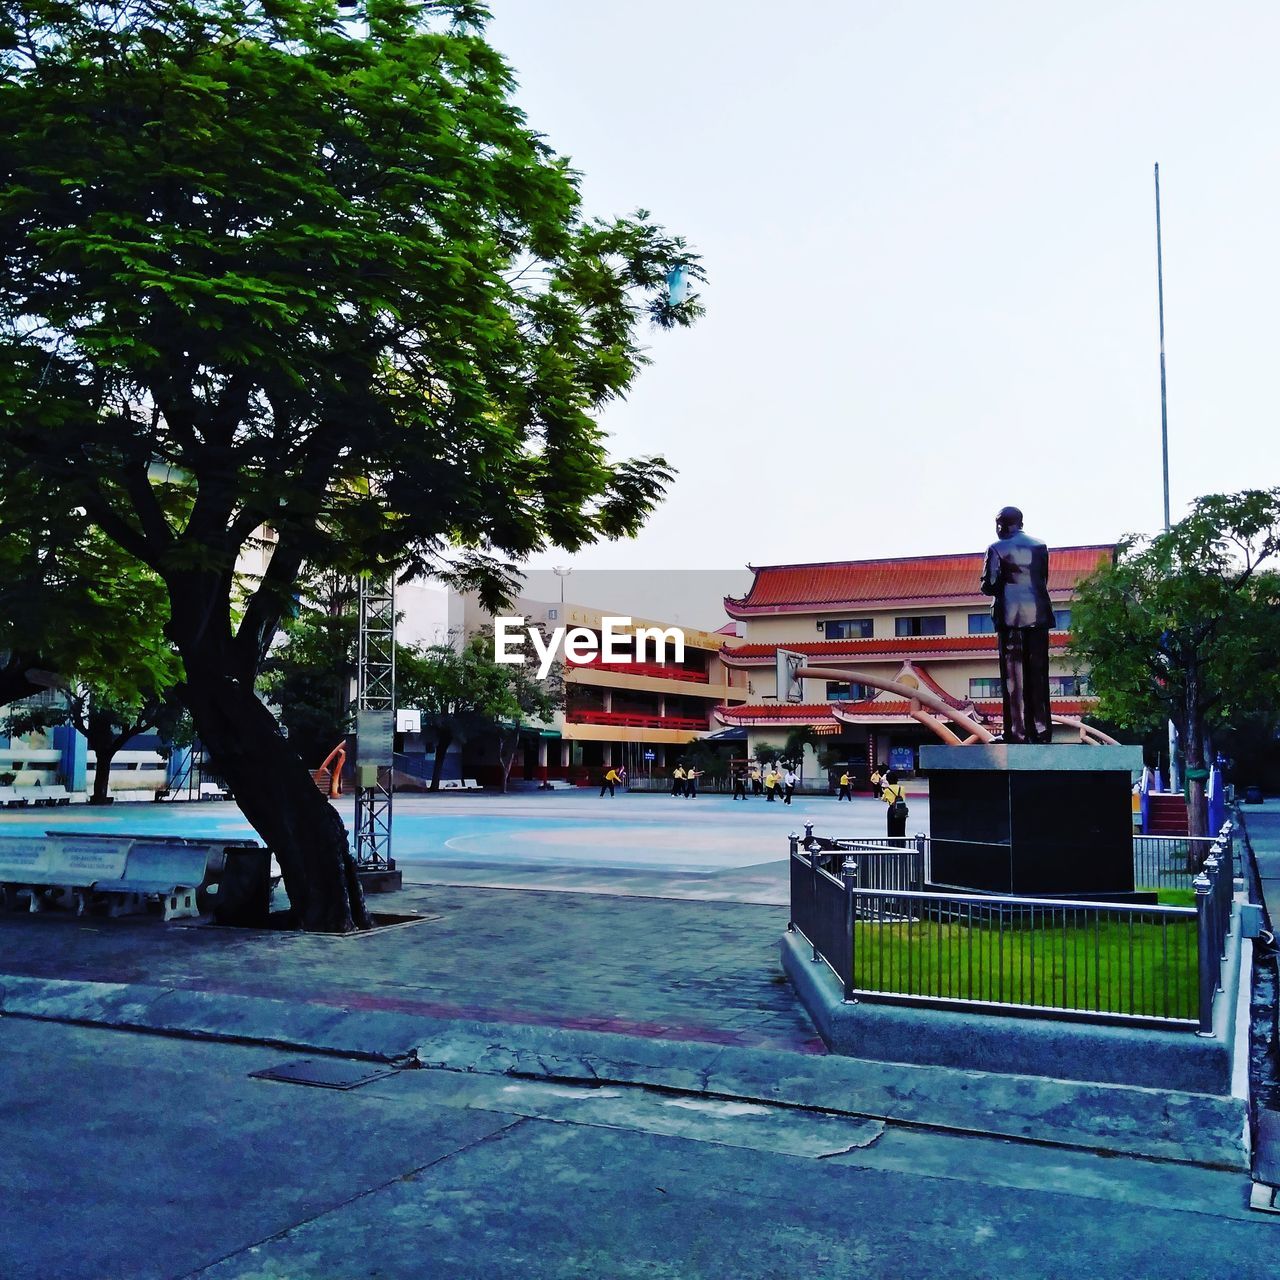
(1155, 163, 1171, 532)
(1155, 162, 1179, 791)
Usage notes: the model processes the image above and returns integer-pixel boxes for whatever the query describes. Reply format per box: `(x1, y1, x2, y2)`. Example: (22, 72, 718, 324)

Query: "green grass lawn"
(851, 906, 1198, 1021)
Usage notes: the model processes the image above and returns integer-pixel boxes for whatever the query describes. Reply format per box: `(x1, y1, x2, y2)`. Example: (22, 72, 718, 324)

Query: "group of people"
(729, 764, 797, 804)
(670, 764, 701, 797)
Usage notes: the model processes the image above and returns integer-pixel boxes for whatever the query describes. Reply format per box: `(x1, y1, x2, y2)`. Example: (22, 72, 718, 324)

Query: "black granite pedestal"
(919, 744, 1144, 897)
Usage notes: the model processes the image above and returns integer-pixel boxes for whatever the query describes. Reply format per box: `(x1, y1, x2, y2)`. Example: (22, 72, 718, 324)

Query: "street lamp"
(552, 566, 572, 604)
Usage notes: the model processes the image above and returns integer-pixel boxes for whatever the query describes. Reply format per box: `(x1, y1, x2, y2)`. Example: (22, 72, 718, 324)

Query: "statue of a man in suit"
(980, 506, 1053, 744)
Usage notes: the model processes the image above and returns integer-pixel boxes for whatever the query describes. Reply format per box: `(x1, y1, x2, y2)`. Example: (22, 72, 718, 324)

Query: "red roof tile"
(718, 696, 1098, 725)
(719, 635, 1070, 664)
(724, 546, 1113, 617)
(716, 703, 839, 723)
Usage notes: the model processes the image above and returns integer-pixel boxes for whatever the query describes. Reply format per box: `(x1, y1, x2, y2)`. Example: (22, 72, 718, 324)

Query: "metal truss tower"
(353, 573, 396, 870)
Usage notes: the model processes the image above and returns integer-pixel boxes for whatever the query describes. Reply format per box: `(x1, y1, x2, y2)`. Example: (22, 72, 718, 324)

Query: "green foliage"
(753, 739, 785, 766)
(1070, 490, 1280, 739)
(1070, 489, 1280, 832)
(680, 736, 728, 782)
(0, 0, 699, 916)
(258, 587, 359, 768)
(398, 625, 563, 787)
(782, 727, 822, 769)
(0, 0, 703, 666)
(0, 519, 182, 783)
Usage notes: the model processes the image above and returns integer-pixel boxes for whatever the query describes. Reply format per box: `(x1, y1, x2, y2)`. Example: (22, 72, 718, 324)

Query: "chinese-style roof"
(719, 634, 1070, 666)
(716, 697, 1098, 727)
(724, 546, 1113, 618)
(715, 703, 840, 724)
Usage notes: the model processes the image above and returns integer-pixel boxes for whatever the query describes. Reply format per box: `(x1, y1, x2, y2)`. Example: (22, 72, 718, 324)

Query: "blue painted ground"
(1, 789, 921, 879)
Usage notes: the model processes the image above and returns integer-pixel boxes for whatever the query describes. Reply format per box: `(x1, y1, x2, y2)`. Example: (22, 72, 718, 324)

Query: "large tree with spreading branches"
(0, 0, 702, 929)
(1070, 490, 1280, 837)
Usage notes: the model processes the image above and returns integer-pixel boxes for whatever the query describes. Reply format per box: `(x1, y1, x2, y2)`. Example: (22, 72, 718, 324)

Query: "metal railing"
(788, 822, 1237, 1032)
(1132, 834, 1218, 891)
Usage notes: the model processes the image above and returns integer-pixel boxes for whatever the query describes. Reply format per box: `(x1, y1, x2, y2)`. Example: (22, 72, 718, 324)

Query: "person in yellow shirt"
(880, 769, 908, 838)
(764, 768, 778, 802)
(671, 765, 685, 797)
(600, 767, 621, 798)
(837, 771, 851, 802)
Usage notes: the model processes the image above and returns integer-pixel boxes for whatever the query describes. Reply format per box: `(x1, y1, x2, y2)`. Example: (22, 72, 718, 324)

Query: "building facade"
(714, 547, 1113, 778)
(446, 594, 746, 784)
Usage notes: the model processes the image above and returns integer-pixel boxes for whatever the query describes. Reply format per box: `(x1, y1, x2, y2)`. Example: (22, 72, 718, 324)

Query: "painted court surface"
(0, 789, 928, 903)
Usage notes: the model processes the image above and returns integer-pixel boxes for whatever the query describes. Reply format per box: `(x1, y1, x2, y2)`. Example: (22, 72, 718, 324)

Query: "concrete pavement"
(0, 796, 1276, 1276)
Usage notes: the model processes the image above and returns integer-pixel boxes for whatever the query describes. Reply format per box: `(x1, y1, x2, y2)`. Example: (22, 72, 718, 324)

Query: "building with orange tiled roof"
(715, 545, 1113, 779)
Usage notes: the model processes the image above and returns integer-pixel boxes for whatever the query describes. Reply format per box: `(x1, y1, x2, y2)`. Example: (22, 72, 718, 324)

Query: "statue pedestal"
(919, 744, 1143, 897)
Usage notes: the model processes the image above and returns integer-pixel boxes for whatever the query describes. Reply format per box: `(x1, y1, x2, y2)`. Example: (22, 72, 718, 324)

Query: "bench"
(0, 834, 272, 924)
(32, 784, 72, 806)
(438, 778, 482, 790)
(0, 786, 28, 808)
(9, 784, 73, 807)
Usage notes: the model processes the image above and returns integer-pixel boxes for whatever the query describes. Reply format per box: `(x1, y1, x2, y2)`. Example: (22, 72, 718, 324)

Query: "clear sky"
(485, 0, 1280, 571)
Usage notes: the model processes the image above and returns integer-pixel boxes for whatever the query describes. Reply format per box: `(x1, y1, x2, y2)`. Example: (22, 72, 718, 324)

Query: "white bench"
(0, 786, 28, 808)
(0, 834, 270, 922)
(438, 778, 482, 790)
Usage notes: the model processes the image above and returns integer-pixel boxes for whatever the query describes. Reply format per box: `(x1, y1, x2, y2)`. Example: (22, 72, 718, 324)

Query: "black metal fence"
(1132, 834, 1219, 892)
(788, 823, 1237, 1032)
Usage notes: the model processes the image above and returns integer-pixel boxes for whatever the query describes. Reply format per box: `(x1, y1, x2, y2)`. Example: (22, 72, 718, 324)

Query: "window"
(967, 613, 996, 634)
(1053, 609, 1072, 631)
(969, 678, 1004, 699)
(895, 615, 946, 637)
(1049, 675, 1091, 697)
(823, 618, 873, 640)
(826, 681, 873, 701)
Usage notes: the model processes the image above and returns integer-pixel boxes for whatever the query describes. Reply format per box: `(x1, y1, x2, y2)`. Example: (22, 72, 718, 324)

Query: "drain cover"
(1256, 1108, 1280, 1186)
(250, 1058, 399, 1090)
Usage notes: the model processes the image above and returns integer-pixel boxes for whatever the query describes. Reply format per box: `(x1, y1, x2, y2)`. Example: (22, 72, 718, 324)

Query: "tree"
(1, 518, 182, 802)
(258, 575, 359, 771)
(681, 736, 729, 788)
(1070, 490, 1280, 836)
(397, 627, 563, 791)
(0, 1, 701, 929)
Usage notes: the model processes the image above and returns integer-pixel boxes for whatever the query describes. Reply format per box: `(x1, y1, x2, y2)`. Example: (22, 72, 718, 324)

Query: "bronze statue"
(980, 506, 1053, 744)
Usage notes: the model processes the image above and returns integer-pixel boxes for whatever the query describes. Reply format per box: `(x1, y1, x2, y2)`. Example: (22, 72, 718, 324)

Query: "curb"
(0, 972, 1249, 1170)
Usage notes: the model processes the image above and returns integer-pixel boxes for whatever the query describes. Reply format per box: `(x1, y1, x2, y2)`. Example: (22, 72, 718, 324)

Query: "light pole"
(552, 565, 572, 604)
(1154, 163, 1179, 791)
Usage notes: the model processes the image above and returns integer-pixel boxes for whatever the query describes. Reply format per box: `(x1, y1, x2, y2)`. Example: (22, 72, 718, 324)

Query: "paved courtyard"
(3, 788, 930, 903)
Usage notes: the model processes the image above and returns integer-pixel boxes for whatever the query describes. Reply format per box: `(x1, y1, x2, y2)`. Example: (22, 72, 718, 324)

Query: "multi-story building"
(447, 594, 744, 783)
(714, 547, 1113, 777)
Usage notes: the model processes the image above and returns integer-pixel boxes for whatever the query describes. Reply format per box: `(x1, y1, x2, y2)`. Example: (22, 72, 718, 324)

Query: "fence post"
(914, 832, 927, 889)
(787, 831, 798, 934)
(841, 857, 858, 1004)
(1204, 850, 1227, 971)
(1195, 871, 1215, 1036)
(806, 837, 822, 963)
(803, 822, 814, 850)
(1220, 822, 1236, 876)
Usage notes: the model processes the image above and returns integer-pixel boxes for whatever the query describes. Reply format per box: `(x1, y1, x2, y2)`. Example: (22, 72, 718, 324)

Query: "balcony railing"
(566, 710, 709, 731)
(568, 658, 710, 683)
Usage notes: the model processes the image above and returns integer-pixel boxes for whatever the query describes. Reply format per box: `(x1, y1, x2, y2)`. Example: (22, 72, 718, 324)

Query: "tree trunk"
(88, 744, 114, 804)
(83, 712, 124, 805)
(179, 661, 369, 932)
(1184, 667, 1209, 839)
(429, 729, 452, 791)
